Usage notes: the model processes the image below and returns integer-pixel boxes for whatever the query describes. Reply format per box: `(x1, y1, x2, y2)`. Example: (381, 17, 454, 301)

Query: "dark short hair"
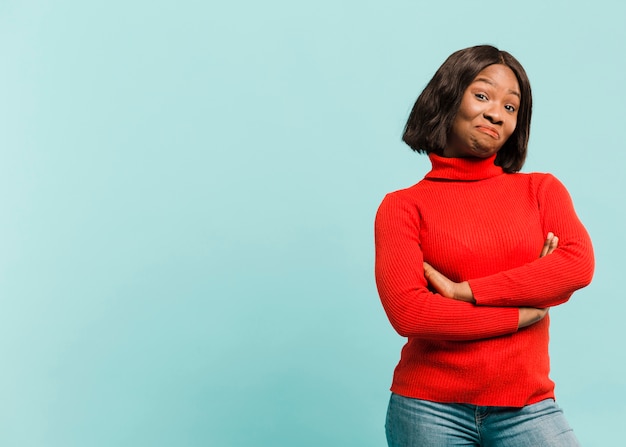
(402, 45, 532, 173)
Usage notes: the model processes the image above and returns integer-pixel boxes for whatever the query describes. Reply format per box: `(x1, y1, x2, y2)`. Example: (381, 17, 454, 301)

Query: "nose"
(483, 106, 503, 125)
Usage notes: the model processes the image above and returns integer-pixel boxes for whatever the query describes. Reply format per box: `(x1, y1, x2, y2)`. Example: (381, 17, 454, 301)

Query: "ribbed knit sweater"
(375, 153, 594, 407)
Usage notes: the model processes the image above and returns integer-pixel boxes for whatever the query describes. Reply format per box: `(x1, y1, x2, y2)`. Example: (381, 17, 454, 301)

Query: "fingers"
(422, 262, 436, 283)
(423, 262, 432, 274)
(539, 232, 559, 258)
(548, 235, 558, 254)
(539, 232, 553, 257)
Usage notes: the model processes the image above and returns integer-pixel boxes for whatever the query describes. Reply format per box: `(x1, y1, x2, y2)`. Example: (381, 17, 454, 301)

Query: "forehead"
(471, 64, 520, 95)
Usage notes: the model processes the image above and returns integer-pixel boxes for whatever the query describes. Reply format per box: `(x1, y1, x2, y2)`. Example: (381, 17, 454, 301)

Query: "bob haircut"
(402, 45, 532, 173)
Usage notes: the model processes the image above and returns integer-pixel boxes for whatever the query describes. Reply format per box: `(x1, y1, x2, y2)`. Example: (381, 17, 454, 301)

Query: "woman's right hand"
(517, 233, 559, 329)
(518, 307, 549, 328)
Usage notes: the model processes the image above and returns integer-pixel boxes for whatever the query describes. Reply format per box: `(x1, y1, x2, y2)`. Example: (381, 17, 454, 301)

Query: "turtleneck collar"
(425, 153, 504, 181)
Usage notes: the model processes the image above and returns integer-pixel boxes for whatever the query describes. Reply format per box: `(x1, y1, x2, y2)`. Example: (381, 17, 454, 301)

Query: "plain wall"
(0, 1, 623, 445)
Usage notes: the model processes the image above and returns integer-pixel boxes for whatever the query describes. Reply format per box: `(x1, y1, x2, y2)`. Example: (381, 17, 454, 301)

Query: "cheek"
(506, 119, 518, 138)
(458, 102, 479, 120)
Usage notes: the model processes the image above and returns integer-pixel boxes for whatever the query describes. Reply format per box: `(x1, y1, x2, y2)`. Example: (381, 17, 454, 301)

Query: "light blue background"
(1, 1, 623, 445)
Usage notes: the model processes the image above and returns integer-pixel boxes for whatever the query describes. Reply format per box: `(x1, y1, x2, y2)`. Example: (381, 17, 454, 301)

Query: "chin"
(469, 139, 500, 157)
(471, 148, 497, 158)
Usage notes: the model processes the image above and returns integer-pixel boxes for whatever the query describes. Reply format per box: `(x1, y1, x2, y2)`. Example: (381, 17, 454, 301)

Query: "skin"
(425, 64, 555, 330)
(444, 64, 521, 159)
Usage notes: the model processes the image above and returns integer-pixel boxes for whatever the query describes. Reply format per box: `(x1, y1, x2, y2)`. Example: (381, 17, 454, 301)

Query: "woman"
(375, 45, 594, 446)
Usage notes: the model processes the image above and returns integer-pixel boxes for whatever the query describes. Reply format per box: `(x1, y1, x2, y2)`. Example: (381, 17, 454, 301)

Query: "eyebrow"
(473, 77, 521, 99)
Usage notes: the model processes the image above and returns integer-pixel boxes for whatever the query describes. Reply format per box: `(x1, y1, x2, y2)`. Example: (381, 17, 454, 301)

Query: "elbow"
(577, 254, 595, 289)
(380, 299, 423, 338)
(563, 247, 595, 290)
(383, 308, 417, 338)
(376, 279, 432, 338)
(388, 318, 415, 338)
(580, 269, 594, 289)
(566, 265, 593, 293)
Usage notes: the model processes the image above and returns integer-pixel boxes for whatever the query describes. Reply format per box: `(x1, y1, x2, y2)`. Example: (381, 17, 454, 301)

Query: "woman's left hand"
(422, 262, 475, 303)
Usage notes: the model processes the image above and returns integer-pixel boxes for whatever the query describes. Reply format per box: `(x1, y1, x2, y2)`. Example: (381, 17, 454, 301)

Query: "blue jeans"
(385, 393, 581, 447)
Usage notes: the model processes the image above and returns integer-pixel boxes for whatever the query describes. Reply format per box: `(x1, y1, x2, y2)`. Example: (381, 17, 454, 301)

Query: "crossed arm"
(375, 177, 593, 340)
(423, 233, 559, 329)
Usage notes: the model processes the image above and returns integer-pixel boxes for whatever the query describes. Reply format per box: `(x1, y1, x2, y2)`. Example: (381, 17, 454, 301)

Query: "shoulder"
(525, 172, 569, 192)
(525, 171, 560, 183)
(378, 180, 425, 205)
(507, 171, 568, 191)
(375, 182, 426, 225)
(515, 172, 575, 209)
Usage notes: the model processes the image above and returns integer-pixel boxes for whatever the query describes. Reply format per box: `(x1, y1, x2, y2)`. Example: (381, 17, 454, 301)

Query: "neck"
(425, 153, 504, 181)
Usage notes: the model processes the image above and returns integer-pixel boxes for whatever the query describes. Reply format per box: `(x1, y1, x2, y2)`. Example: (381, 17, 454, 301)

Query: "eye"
(474, 93, 488, 101)
(505, 104, 517, 113)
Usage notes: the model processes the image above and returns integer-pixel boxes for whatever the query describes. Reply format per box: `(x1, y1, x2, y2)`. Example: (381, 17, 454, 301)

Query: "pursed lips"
(476, 125, 499, 139)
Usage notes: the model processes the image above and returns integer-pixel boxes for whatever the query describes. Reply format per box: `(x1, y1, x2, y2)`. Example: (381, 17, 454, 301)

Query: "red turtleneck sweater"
(375, 154, 594, 407)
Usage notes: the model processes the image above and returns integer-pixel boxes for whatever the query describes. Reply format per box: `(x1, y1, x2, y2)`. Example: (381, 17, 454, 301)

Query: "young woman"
(375, 45, 594, 446)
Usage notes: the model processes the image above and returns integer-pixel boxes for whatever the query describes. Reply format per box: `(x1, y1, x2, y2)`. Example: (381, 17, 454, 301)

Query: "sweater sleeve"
(375, 193, 519, 340)
(469, 174, 595, 308)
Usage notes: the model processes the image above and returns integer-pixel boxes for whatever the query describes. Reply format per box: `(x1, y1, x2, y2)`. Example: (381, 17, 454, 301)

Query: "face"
(444, 64, 521, 159)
